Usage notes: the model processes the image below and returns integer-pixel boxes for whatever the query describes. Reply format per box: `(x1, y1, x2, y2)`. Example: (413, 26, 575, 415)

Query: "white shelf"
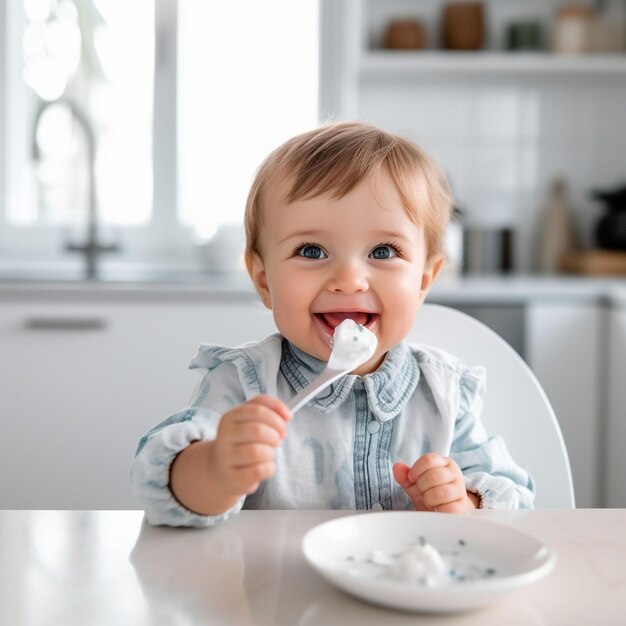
(360, 51, 626, 76)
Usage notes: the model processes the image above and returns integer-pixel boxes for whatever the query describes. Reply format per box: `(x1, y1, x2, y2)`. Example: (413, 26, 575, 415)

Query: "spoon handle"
(286, 367, 348, 414)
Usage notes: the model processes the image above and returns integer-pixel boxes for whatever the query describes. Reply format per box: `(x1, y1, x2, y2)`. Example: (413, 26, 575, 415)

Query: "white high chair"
(408, 303, 575, 509)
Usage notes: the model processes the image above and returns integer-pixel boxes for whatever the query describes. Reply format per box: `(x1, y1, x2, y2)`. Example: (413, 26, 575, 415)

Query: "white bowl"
(302, 511, 555, 614)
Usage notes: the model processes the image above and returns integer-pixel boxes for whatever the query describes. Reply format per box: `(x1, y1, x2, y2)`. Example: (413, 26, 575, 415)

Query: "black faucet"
(32, 98, 119, 279)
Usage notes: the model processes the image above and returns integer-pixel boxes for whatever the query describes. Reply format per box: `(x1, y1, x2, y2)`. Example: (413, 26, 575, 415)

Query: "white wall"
(360, 76, 626, 273)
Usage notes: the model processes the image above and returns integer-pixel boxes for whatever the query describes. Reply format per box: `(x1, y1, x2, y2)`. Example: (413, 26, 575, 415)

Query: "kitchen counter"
(1, 270, 626, 306)
(1, 509, 625, 625)
(0, 271, 621, 509)
(432, 274, 626, 306)
(0, 270, 259, 302)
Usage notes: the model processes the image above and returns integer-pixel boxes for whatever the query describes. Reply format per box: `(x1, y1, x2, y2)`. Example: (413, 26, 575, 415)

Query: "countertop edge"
(1, 275, 626, 306)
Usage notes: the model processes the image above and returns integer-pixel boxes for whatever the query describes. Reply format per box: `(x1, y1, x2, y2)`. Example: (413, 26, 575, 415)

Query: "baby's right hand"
(209, 395, 291, 497)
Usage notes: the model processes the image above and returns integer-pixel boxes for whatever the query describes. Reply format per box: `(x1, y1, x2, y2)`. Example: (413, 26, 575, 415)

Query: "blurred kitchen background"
(1, 0, 625, 511)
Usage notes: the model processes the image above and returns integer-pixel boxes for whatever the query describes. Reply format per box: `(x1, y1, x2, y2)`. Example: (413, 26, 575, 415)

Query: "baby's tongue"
(324, 311, 369, 328)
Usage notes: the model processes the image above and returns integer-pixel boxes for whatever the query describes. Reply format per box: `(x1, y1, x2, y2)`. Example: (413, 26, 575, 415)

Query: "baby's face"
(248, 172, 442, 374)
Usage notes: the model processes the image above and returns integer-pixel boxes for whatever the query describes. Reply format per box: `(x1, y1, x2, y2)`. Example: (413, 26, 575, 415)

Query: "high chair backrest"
(407, 303, 575, 509)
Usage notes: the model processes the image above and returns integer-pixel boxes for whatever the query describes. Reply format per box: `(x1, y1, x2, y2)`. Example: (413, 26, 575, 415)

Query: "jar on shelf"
(592, 0, 626, 52)
(506, 20, 543, 51)
(552, 4, 596, 54)
(383, 19, 427, 50)
(441, 2, 485, 51)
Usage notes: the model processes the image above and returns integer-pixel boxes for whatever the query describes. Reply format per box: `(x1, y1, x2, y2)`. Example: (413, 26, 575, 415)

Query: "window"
(178, 0, 319, 239)
(3, 0, 154, 232)
(0, 0, 319, 267)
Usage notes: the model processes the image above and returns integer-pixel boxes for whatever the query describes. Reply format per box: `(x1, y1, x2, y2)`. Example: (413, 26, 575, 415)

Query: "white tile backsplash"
(420, 87, 470, 137)
(469, 143, 521, 194)
(538, 82, 596, 140)
(590, 141, 626, 186)
(519, 88, 541, 139)
(428, 146, 468, 198)
(519, 143, 540, 191)
(470, 87, 521, 139)
(591, 82, 626, 139)
(360, 74, 626, 272)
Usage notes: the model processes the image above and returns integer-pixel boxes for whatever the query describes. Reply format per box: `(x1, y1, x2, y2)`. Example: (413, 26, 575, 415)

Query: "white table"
(1, 509, 625, 625)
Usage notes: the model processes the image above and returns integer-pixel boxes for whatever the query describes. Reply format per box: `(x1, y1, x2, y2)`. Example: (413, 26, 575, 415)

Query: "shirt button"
(367, 421, 381, 434)
(372, 502, 383, 511)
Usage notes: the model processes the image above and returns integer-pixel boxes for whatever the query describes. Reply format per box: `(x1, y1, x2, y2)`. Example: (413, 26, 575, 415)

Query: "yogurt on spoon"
(328, 318, 378, 370)
(287, 319, 378, 413)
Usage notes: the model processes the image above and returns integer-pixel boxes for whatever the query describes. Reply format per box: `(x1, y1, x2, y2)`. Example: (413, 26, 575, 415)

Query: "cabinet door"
(0, 300, 276, 509)
(606, 306, 626, 507)
(525, 302, 603, 508)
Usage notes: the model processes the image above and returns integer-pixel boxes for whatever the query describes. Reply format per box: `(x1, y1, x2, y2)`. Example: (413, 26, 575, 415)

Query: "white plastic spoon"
(287, 318, 378, 414)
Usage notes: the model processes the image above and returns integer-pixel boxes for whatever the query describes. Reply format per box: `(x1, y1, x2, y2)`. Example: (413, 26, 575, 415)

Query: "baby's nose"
(327, 259, 369, 293)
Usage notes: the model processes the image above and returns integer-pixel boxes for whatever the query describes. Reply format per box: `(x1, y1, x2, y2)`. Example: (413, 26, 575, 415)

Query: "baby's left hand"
(393, 453, 477, 514)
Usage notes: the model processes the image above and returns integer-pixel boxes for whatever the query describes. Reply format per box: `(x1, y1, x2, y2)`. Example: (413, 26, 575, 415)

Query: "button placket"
(367, 420, 381, 434)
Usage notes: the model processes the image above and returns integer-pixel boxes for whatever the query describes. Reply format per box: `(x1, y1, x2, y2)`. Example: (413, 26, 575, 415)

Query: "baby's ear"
(246, 252, 272, 309)
(419, 253, 444, 301)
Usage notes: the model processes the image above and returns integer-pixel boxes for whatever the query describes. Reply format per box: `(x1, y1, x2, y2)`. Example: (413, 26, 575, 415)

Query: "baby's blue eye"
(370, 245, 397, 260)
(298, 244, 326, 259)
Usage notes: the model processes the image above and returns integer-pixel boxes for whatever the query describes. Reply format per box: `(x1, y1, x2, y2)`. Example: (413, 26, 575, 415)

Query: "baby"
(131, 121, 534, 526)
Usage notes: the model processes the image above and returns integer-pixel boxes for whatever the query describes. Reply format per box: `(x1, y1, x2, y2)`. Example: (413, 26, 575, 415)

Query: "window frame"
(0, 0, 331, 270)
(0, 0, 191, 267)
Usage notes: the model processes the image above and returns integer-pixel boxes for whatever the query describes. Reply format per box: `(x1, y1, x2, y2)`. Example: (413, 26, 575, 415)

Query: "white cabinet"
(525, 302, 604, 508)
(606, 304, 626, 507)
(0, 281, 619, 510)
(0, 294, 277, 509)
(432, 295, 605, 508)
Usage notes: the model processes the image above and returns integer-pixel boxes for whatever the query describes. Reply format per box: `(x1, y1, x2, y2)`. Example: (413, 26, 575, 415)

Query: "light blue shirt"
(131, 334, 534, 526)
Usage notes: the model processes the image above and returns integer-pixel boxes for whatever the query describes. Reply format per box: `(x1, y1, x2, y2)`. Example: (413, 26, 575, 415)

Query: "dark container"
(592, 185, 626, 251)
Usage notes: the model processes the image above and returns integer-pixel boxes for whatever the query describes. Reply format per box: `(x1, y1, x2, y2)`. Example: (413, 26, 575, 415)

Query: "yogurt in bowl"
(302, 511, 555, 613)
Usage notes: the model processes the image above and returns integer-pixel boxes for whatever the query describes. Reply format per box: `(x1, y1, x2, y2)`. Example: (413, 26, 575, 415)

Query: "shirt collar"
(280, 338, 420, 421)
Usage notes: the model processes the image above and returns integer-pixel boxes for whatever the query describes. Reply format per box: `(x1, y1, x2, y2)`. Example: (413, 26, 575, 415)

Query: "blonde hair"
(244, 121, 453, 259)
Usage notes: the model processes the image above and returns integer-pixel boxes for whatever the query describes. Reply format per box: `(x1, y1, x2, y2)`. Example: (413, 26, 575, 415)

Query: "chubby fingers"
(392, 461, 412, 489)
(406, 452, 449, 484)
(247, 394, 292, 423)
(412, 454, 468, 513)
(394, 453, 469, 514)
(392, 461, 426, 510)
(213, 396, 292, 495)
(220, 395, 291, 446)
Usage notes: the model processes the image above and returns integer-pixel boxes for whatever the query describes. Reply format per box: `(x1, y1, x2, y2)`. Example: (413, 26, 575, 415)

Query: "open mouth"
(314, 312, 379, 334)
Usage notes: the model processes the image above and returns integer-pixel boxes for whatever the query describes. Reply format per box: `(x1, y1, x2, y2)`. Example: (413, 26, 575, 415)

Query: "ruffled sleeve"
(130, 335, 283, 526)
(451, 367, 535, 509)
